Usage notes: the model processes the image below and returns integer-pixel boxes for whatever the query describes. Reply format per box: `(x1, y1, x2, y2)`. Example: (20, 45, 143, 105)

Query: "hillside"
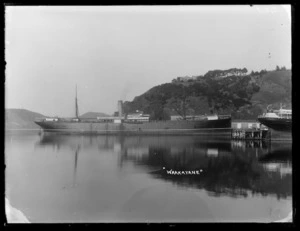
(123, 69, 291, 120)
(251, 70, 291, 104)
(5, 109, 46, 129)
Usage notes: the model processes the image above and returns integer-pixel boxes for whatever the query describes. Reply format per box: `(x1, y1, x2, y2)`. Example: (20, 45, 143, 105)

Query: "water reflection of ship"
(36, 133, 234, 153)
(258, 144, 292, 179)
(36, 132, 116, 151)
(35, 133, 291, 198)
(36, 133, 81, 187)
(72, 145, 80, 187)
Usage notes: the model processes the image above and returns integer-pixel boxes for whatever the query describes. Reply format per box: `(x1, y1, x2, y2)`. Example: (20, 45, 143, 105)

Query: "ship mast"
(75, 85, 79, 118)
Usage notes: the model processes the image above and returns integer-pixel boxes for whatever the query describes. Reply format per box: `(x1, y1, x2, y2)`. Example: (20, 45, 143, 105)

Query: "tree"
(166, 97, 189, 119)
(259, 69, 267, 75)
(148, 101, 165, 120)
(276, 65, 280, 71)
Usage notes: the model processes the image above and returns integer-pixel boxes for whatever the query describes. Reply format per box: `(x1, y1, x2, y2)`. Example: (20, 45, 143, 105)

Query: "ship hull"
(257, 118, 292, 132)
(35, 117, 232, 136)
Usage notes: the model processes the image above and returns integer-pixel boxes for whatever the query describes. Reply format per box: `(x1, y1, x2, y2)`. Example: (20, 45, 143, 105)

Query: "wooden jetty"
(231, 129, 270, 140)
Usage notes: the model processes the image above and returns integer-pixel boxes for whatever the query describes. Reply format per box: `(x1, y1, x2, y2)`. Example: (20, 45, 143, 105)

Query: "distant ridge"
(5, 109, 46, 129)
(80, 112, 110, 118)
(5, 109, 110, 129)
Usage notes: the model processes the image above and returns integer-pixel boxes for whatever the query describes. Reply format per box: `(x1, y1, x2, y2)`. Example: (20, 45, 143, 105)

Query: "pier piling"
(231, 129, 270, 140)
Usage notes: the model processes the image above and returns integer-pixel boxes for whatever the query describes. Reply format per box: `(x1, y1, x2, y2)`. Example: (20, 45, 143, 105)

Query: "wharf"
(231, 129, 270, 140)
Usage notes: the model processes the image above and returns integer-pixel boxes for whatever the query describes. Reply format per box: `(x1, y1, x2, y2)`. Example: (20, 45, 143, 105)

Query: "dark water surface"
(5, 131, 292, 222)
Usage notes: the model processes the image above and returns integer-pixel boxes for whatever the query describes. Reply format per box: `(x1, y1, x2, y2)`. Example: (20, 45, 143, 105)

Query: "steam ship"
(35, 87, 232, 136)
(258, 106, 292, 132)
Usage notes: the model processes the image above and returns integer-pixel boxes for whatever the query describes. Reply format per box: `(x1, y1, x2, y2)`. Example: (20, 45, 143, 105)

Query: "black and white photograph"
(5, 5, 292, 223)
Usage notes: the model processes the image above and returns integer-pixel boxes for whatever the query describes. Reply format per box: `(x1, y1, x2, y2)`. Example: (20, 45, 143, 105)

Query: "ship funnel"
(118, 100, 123, 117)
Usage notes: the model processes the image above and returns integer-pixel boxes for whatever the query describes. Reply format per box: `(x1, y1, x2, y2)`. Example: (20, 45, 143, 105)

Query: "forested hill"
(123, 68, 291, 120)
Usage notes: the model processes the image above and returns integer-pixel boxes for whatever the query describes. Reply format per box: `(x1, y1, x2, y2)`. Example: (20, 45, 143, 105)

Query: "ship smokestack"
(118, 100, 123, 117)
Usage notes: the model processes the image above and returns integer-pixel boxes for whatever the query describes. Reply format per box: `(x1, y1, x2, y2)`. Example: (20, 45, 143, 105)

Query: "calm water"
(5, 131, 292, 223)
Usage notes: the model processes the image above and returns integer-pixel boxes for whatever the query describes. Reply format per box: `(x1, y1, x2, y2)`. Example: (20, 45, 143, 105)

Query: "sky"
(5, 5, 291, 117)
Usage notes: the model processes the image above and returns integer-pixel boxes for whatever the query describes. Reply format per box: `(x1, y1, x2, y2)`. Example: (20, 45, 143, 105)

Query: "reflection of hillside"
(121, 141, 292, 199)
